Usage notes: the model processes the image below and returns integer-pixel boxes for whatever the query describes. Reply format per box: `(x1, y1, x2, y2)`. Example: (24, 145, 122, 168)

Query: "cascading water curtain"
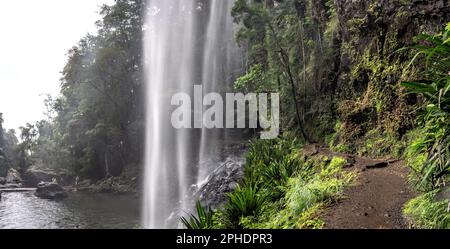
(143, 0, 241, 229)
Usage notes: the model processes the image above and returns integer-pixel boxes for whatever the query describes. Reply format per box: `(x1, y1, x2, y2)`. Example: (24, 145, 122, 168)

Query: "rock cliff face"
(334, 0, 449, 79)
(321, 0, 449, 155)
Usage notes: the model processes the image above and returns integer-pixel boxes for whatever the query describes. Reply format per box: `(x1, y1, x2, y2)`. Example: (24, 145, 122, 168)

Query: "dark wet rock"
(35, 182, 68, 200)
(167, 157, 245, 228)
(343, 162, 355, 169)
(347, 156, 357, 165)
(194, 159, 245, 210)
(366, 161, 389, 169)
(0, 177, 6, 185)
(166, 145, 247, 228)
(387, 159, 401, 164)
(330, 0, 450, 152)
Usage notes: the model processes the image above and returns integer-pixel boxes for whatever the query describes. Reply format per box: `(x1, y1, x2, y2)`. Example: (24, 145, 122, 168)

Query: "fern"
(402, 22, 450, 190)
(180, 201, 214, 229)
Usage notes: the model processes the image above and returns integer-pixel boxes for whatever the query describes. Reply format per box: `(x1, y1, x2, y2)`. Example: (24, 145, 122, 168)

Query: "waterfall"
(143, 0, 242, 229)
(198, 0, 243, 182)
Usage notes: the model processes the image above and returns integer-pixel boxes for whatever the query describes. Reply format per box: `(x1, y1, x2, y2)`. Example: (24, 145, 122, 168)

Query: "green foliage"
(242, 202, 325, 229)
(401, 23, 450, 229)
(0, 114, 24, 176)
(406, 109, 450, 190)
(234, 64, 277, 93)
(404, 191, 450, 229)
(247, 155, 354, 229)
(182, 135, 356, 230)
(15, 0, 146, 179)
(222, 184, 268, 229)
(216, 135, 356, 229)
(0, 114, 7, 175)
(405, 129, 429, 177)
(402, 22, 450, 190)
(326, 121, 351, 153)
(180, 201, 215, 229)
(0, 114, 4, 149)
(244, 134, 304, 198)
(285, 157, 354, 215)
(231, 0, 339, 140)
(357, 129, 406, 158)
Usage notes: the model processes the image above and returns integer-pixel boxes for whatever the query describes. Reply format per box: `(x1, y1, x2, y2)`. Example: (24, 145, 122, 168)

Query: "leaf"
(401, 81, 436, 94)
(405, 51, 424, 70)
(444, 78, 450, 96)
(180, 201, 214, 229)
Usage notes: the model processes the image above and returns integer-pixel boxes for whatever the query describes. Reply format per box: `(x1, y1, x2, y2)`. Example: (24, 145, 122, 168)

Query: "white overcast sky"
(0, 0, 115, 131)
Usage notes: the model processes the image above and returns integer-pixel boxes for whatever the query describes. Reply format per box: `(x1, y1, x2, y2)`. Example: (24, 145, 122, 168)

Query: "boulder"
(24, 170, 54, 186)
(194, 159, 245, 210)
(23, 169, 73, 187)
(366, 161, 389, 169)
(6, 168, 22, 184)
(165, 144, 247, 227)
(0, 177, 6, 185)
(35, 182, 68, 200)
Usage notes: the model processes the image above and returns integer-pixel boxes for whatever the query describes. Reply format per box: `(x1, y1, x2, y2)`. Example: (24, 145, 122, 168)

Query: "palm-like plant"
(402, 22, 450, 190)
(402, 22, 450, 110)
(180, 201, 214, 229)
(245, 137, 302, 185)
(223, 184, 268, 229)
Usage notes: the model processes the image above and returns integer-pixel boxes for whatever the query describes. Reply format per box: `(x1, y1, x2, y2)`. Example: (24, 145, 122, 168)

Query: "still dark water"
(0, 192, 140, 229)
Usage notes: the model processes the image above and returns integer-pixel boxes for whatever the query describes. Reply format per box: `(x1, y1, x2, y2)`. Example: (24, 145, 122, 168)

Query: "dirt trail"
(304, 145, 416, 229)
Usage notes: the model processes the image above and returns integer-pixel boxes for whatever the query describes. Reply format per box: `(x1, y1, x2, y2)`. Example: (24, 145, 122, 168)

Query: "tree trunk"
(300, 22, 307, 125)
(267, 24, 311, 142)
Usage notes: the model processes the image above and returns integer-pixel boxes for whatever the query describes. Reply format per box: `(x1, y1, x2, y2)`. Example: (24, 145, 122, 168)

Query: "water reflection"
(0, 192, 140, 229)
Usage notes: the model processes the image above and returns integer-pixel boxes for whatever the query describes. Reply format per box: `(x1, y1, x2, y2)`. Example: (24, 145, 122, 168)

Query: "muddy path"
(304, 145, 416, 229)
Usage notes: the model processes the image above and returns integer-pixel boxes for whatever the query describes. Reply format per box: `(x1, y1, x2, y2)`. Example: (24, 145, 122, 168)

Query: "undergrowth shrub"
(286, 157, 354, 215)
(240, 155, 356, 229)
(180, 201, 215, 229)
(404, 191, 450, 229)
(244, 134, 304, 199)
(222, 184, 268, 229)
(402, 22, 450, 191)
(182, 138, 356, 230)
(402, 22, 450, 228)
